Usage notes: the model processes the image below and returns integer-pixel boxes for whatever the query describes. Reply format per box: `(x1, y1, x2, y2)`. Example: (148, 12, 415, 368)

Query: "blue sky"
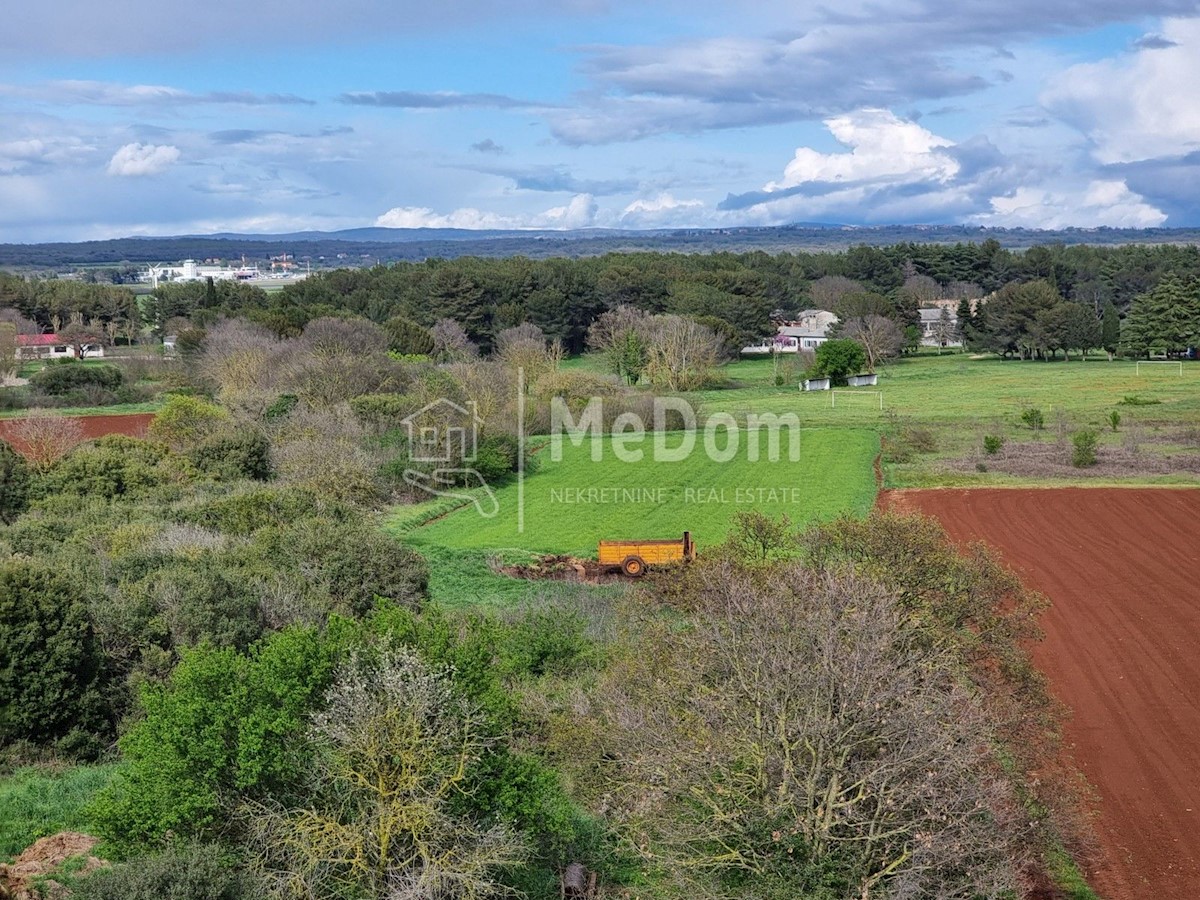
(2, 0, 1199, 241)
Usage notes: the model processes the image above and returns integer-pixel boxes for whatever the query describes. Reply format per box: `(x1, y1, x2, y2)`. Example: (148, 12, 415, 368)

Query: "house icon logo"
(400, 399, 483, 464)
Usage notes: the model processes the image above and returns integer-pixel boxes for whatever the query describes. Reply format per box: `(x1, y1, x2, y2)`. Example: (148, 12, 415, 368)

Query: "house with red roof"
(16, 334, 105, 361)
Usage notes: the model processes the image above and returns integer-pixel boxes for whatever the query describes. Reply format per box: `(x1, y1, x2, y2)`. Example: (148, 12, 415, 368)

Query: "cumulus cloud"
(975, 180, 1167, 228)
(374, 193, 597, 230)
(768, 109, 958, 190)
(106, 142, 180, 176)
(713, 109, 1134, 226)
(619, 192, 705, 227)
(1043, 17, 1200, 164)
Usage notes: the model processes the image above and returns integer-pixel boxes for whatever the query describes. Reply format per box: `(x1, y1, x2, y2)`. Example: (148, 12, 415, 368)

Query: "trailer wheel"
(620, 555, 647, 577)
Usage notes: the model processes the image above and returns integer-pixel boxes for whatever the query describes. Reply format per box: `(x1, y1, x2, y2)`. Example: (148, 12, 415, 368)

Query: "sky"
(1, 0, 1199, 242)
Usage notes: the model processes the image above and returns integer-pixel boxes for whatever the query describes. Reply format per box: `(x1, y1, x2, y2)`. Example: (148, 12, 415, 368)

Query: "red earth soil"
(883, 488, 1200, 900)
(0, 412, 154, 456)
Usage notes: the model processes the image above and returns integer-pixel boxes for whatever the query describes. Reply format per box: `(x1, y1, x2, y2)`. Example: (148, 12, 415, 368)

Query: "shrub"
(93, 629, 341, 846)
(348, 392, 417, 426)
(811, 339, 867, 384)
(249, 518, 428, 616)
(0, 560, 108, 753)
(982, 435, 1005, 455)
(149, 394, 230, 450)
(0, 442, 30, 523)
(1108, 410, 1121, 432)
(1071, 429, 1099, 468)
(38, 436, 179, 500)
(1118, 394, 1161, 406)
(127, 560, 264, 650)
(29, 361, 123, 395)
(175, 486, 350, 536)
(262, 393, 298, 421)
(186, 430, 272, 481)
(72, 842, 260, 900)
(1020, 407, 1044, 431)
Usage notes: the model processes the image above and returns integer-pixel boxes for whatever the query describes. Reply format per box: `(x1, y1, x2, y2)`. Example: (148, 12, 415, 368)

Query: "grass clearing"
(697, 353, 1200, 427)
(0, 764, 119, 860)
(405, 427, 878, 558)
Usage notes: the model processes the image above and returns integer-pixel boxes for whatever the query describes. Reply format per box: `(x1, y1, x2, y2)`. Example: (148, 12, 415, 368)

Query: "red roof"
(16, 334, 63, 347)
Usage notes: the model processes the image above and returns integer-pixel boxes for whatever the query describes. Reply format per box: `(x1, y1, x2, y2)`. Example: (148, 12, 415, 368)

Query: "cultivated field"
(405, 427, 879, 557)
(0, 412, 153, 454)
(885, 487, 1200, 900)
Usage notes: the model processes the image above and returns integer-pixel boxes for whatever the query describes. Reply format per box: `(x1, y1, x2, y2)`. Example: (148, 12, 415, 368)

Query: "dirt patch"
(882, 487, 1200, 900)
(0, 412, 154, 457)
(496, 554, 623, 585)
(0, 832, 105, 899)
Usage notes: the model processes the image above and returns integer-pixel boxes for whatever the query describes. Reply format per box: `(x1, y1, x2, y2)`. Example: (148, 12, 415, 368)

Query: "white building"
(742, 310, 839, 355)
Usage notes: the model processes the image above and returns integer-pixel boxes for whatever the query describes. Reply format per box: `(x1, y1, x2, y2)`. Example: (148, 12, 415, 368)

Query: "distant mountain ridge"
(4, 224, 1200, 269)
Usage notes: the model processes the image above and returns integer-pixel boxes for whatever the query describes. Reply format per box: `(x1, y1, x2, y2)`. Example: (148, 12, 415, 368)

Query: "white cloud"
(374, 193, 597, 230)
(1042, 17, 1200, 164)
(106, 143, 181, 177)
(975, 180, 1167, 228)
(619, 192, 706, 227)
(767, 109, 959, 190)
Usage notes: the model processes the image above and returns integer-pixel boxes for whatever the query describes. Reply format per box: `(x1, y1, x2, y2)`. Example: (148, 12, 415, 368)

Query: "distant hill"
(3, 224, 1199, 270)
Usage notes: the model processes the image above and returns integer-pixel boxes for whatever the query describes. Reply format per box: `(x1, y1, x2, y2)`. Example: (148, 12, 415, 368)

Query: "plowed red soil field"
(884, 488, 1200, 900)
(0, 412, 153, 455)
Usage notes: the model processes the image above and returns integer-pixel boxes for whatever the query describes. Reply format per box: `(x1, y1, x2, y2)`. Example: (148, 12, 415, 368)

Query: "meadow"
(696, 352, 1200, 427)
(405, 427, 878, 558)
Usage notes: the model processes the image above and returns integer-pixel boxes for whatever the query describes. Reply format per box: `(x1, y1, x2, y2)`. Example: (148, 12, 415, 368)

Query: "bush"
(982, 435, 1005, 455)
(1020, 407, 1044, 431)
(811, 339, 867, 385)
(348, 392, 417, 426)
(127, 560, 264, 650)
(175, 486, 350, 535)
(93, 629, 341, 846)
(186, 430, 272, 481)
(29, 361, 123, 395)
(1118, 394, 1162, 406)
(0, 441, 30, 523)
(262, 393, 298, 421)
(38, 436, 179, 500)
(1071, 429, 1099, 468)
(249, 518, 428, 616)
(0, 560, 108, 753)
(1108, 410, 1121, 432)
(72, 842, 260, 900)
(149, 394, 230, 450)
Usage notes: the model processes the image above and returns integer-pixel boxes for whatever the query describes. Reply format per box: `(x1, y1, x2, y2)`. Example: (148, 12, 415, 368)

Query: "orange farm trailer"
(598, 532, 695, 577)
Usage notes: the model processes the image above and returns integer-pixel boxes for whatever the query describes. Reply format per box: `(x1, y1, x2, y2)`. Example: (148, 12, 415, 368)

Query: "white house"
(742, 310, 839, 355)
(15, 334, 105, 360)
(919, 308, 961, 348)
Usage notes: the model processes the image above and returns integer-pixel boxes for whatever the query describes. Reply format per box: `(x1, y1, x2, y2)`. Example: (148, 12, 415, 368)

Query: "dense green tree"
(0, 441, 30, 523)
(0, 560, 108, 752)
(811, 338, 867, 383)
(1101, 300, 1121, 358)
(1122, 275, 1200, 356)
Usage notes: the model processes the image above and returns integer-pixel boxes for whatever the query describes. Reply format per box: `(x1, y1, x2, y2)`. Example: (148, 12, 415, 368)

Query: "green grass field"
(696, 353, 1200, 427)
(405, 427, 879, 558)
(0, 764, 119, 859)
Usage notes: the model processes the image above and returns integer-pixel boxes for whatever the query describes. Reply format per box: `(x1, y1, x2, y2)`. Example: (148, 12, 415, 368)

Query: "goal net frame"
(1136, 361, 1183, 376)
(831, 390, 883, 410)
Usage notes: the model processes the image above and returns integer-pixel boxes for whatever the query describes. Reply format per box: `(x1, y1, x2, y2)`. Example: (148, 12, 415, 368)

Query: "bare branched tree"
(643, 315, 722, 392)
(431, 319, 479, 363)
(495, 323, 563, 392)
(560, 563, 1031, 899)
(842, 314, 905, 372)
(4, 411, 85, 471)
(245, 649, 526, 900)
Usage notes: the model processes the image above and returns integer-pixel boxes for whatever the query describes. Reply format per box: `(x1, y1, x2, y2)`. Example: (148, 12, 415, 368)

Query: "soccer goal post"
(1136, 361, 1183, 376)
(831, 390, 883, 410)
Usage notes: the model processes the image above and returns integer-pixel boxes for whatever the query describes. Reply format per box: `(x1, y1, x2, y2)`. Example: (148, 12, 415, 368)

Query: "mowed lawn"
(407, 427, 878, 557)
(696, 353, 1200, 426)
